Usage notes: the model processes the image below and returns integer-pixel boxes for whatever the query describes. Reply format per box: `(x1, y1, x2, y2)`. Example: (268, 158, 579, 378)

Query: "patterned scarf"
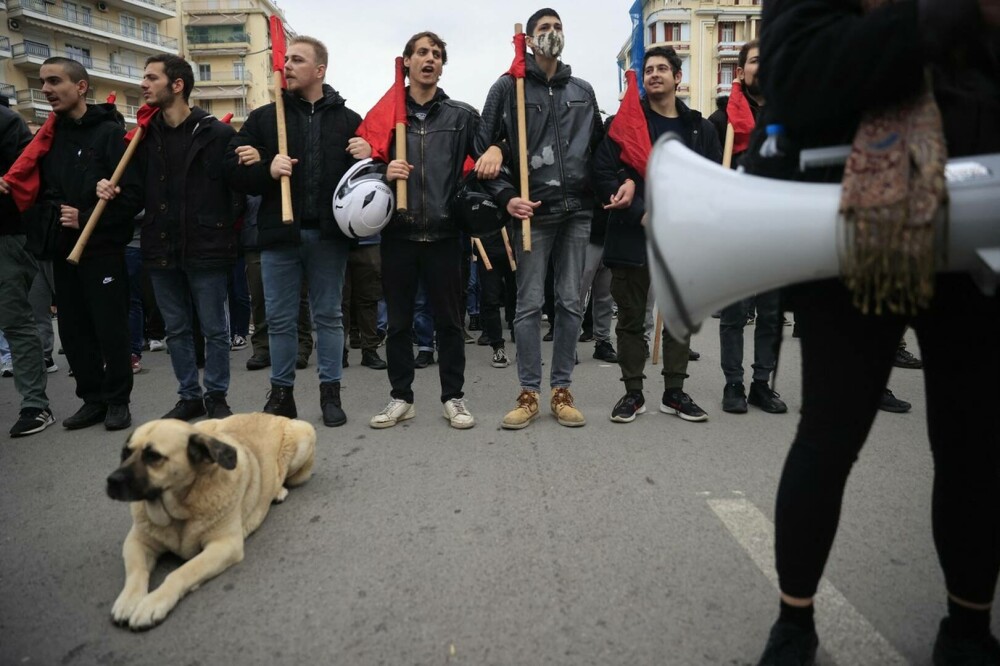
(839, 0, 948, 314)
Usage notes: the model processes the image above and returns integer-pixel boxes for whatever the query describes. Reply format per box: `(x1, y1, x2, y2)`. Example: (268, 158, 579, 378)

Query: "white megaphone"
(646, 134, 1000, 342)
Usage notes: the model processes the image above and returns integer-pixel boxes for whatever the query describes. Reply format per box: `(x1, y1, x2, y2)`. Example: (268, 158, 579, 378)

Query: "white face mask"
(533, 30, 564, 58)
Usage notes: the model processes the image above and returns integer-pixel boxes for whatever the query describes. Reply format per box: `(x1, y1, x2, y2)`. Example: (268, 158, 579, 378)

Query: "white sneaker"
(231, 334, 248, 351)
(148, 339, 166, 352)
(443, 398, 475, 429)
(370, 398, 415, 429)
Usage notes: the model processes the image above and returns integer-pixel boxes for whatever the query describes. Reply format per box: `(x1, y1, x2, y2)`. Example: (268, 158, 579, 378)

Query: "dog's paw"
(127, 589, 177, 630)
(274, 486, 289, 503)
(111, 588, 144, 626)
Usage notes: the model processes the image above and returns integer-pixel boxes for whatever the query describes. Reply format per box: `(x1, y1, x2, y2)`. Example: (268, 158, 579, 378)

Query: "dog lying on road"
(106, 413, 316, 630)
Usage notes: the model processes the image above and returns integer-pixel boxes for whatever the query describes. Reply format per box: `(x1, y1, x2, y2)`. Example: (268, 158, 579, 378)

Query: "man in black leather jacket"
(363, 31, 481, 431)
(478, 8, 604, 431)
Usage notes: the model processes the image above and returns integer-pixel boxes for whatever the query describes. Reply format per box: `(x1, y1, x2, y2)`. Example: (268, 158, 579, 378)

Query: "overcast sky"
(274, 1, 633, 118)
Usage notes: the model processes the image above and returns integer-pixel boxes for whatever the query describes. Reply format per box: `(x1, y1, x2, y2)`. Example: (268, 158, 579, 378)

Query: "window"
(719, 62, 735, 85)
(65, 43, 92, 68)
(648, 24, 657, 44)
(664, 23, 681, 41)
(200, 99, 212, 113)
(126, 94, 140, 108)
(199, 64, 211, 81)
(234, 98, 247, 117)
(141, 21, 159, 44)
(185, 25, 249, 45)
(233, 61, 245, 81)
(120, 14, 137, 38)
(720, 22, 736, 42)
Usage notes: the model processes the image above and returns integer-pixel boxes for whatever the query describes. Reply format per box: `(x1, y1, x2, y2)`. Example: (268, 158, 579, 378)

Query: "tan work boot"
(551, 387, 586, 427)
(501, 389, 540, 430)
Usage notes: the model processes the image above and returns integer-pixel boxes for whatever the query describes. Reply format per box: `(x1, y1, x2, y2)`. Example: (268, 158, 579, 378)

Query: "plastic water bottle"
(760, 124, 785, 158)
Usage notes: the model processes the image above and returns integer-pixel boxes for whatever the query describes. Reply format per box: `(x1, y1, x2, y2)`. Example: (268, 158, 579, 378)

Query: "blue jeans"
(413, 279, 434, 352)
(125, 247, 144, 356)
(466, 260, 480, 316)
(150, 267, 231, 399)
(261, 230, 348, 386)
(511, 210, 590, 391)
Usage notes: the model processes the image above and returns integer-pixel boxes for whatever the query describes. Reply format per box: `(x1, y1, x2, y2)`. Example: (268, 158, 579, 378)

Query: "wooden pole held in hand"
(722, 122, 735, 170)
(500, 227, 517, 271)
(395, 122, 408, 210)
(67, 126, 145, 265)
(652, 312, 663, 366)
(274, 72, 293, 224)
(473, 238, 493, 271)
(514, 23, 531, 252)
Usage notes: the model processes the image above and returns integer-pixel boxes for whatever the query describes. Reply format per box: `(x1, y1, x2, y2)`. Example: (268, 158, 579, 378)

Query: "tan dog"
(106, 413, 315, 630)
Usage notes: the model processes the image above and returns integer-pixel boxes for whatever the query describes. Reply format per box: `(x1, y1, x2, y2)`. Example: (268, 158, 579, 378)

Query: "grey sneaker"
(370, 398, 415, 429)
(10, 407, 55, 437)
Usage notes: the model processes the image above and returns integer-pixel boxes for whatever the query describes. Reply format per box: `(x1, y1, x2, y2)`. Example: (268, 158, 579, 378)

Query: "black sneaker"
(879, 388, 911, 413)
(104, 404, 132, 431)
(10, 407, 55, 437)
(63, 403, 107, 430)
(749, 381, 788, 414)
(297, 355, 309, 370)
(163, 398, 207, 421)
(932, 618, 1000, 666)
(246, 353, 270, 371)
(542, 327, 554, 342)
(757, 620, 819, 666)
(320, 381, 346, 427)
(660, 388, 708, 422)
(44, 356, 58, 373)
(361, 348, 387, 370)
(414, 350, 435, 368)
(263, 384, 297, 418)
(476, 332, 492, 346)
(610, 392, 645, 423)
(204, 392, 233, 419)
(722, 382, 748, 413)
(579, 329, 594, 343)
(593, 340, 618, 363)
(894, 348, 923, 369)
(688, 348, 701, 361)
(468, 314, 481, 331)
(491, 346, 509, 368)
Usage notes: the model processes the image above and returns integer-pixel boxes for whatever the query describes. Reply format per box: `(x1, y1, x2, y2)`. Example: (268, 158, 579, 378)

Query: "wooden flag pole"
(514, 23, 531, 252)
(274, 71, 293, 224)
(395, 122, 407, 211)
(500, 227, 517, 271)
(68, 126, 145, 265)
(722, 122, 735, 170)
(473, 238, 493, 271)
(652, 312, 663, 366)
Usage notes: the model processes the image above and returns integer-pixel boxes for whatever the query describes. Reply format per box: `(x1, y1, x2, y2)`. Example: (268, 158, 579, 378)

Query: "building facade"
(0, 0, 291, 131)
(618, 0, 761, 116)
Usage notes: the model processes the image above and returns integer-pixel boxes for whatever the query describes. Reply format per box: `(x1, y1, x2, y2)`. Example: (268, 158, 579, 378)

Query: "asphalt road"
(0, 317, 995, 665)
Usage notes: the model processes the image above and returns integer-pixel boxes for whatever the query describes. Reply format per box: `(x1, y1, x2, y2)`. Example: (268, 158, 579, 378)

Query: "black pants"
(53, 252, 133, 406)
(775, 276, 1000, 604)
(342, 244, 383, 351)
(382, 237, 465, 403)
(479, 249, 516, 349)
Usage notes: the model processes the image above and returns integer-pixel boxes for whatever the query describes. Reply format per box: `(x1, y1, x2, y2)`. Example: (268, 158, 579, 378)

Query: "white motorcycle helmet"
(332, 158, 395, 238)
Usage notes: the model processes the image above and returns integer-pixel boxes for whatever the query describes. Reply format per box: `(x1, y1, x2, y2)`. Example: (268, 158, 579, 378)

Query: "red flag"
(355, 57, 407, 162)
(506, 33, 526, 78)
(125, 104, 160, 143)
(461, 156, 476, 177)
(607, 69, 652, 177)
(726, 80, 755, 155)
(106, 91, 117, 104)
(2, 114, 57, 212)
(220, 112, 233, 124)
(269, 16, 287, 88)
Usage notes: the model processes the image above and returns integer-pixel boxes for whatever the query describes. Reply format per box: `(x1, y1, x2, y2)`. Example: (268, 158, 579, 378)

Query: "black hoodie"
(37, 103, 142, 259)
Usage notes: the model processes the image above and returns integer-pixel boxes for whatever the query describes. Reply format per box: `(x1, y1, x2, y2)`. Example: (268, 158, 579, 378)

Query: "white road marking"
(708, 498, 908, 665)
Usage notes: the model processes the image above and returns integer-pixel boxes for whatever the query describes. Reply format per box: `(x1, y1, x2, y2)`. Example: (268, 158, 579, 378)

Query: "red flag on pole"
(506, 33, 526, 78)
(725, 80, 755, 155)
(125, 104, 160, 143)
(2, 114, 57, 212)
(269, 15, 287, 88)
(356, 57, 407, 162)
(106, 91, 117, 104)
(220, 112, 233, 124)
(607, 69, 652, 177)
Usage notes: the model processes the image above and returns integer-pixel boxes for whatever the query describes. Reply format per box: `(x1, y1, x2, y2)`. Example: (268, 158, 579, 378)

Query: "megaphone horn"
(646, 134, 1000, 342)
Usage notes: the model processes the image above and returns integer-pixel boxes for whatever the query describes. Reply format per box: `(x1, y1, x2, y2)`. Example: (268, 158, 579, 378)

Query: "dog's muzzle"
(106, 467, 160, 502)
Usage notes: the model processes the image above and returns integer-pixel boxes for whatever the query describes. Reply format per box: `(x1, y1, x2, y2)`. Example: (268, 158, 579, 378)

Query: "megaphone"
(646, 134, 1000, 342)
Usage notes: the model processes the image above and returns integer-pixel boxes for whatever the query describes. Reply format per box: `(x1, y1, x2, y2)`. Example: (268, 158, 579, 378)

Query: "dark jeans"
(229, 256, 251, 338)
(342, 244, 382, 351)
(382, 237, 465, 403)
(53, 252, 133, 406)
(245, 249, 313, 360)
(610, 265, 690, 393)
(719, 289, 781, 385)
(125, 247, 144, 356)
(480, 249, 516, 349)
(775, 276, 1000, 604)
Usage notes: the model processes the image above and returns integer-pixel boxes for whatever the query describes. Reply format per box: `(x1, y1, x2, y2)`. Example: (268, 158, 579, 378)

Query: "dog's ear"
(187, 433, 238, 470)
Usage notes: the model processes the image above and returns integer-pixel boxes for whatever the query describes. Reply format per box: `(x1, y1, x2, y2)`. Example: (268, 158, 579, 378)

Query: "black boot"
(320, 381, 347, 427)
(63, 403, 107, 430)
(204, 392, 233, 419)
(263, 384, 297, 418)
(361, 348, 387, 369)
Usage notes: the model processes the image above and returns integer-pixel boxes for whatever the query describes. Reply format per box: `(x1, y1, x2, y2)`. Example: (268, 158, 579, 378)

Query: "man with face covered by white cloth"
(477, 8, 604, 430)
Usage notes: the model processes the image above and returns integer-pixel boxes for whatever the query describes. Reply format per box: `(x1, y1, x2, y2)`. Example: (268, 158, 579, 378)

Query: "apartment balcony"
(17, 88, 97, 113)
(0, 36, 11, 59)
(185, 0, 261, 12)
(663, 40, 690, 54)
(0, 83, 15, 104)
(195, 70, 253, 85)
(186, 32, 251, 56)
(191, 84, 249, 100)
(12, 41, 144, 86)
(101, 0, 177, 20)
(7, 0, 179, 54)
(717, 41, 743, 58)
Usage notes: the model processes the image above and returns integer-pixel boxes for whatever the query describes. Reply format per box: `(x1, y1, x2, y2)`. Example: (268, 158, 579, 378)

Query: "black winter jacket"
(137, 108, 242, 270)
(37, 104, 142, 259)
(594, 98, 722, 268)
(224, 84, 362, 248)
(383, 89, 480, 242)
(0, 105, 32, 236)
(477, 56, 604, 216)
